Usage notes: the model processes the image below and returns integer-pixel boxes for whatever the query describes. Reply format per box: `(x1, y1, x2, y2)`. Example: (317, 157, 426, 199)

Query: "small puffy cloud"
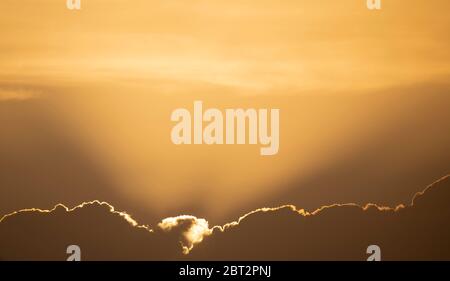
(158, 215, 212, 254)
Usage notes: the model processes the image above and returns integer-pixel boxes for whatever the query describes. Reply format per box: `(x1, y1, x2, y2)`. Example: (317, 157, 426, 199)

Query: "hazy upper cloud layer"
(1, 0, 450, 92)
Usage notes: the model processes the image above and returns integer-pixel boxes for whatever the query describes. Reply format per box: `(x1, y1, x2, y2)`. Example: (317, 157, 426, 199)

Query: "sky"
(0, 0, 449, 226)
(1, 0, 450, 91)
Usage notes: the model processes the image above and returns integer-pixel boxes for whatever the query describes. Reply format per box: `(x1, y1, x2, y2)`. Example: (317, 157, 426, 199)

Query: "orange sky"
(1, 0, 449, 221)
(1, 0, 449, 92)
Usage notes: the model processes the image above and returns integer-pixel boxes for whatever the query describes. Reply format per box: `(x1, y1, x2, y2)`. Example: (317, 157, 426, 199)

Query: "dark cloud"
(0, 175, 449, 260)
(0, 201, 187, 260)
(191, 175, 450, 260)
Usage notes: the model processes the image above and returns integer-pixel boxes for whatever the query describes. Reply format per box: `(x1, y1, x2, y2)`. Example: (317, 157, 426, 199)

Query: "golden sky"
(1, 0, 449, 92)
(1, 0, 449, 221)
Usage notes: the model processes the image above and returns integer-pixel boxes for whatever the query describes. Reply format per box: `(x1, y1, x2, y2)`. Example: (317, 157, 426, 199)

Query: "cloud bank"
(0, 175, 449, 260)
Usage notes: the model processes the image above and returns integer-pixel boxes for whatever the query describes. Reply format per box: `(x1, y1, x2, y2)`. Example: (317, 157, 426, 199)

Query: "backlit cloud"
(158, 215, 212, 254)
(1, 175, 449, 260)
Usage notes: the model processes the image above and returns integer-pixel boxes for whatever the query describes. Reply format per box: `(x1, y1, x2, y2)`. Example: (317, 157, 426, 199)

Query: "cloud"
(2, 0, 450, 93)
(158, 215, 212, 254)
(0, 200, 142, 228)
(0, 200, 181, 260)
(0, 88, 39, 101)
(0, 175, 449, 260)
(192, 175, 450, 260)
(213, 202, 405, 234)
